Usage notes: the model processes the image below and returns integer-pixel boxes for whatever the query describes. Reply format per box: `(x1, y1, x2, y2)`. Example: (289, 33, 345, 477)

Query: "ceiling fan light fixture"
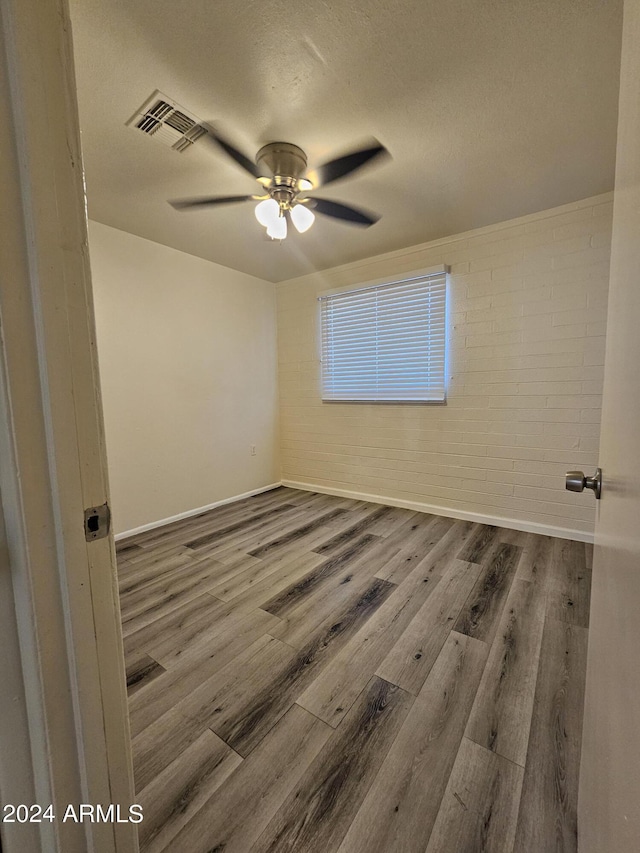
(290, 203, 315, 233)
(255, 198, 280, 228)
(266, 215, 287, 240)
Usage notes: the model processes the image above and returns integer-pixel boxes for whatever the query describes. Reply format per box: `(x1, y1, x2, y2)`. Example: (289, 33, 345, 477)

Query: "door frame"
(0, 0, 135, 851)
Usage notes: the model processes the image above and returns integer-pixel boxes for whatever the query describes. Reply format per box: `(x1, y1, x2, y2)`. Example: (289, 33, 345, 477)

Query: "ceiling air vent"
(127, 91, 207, 152)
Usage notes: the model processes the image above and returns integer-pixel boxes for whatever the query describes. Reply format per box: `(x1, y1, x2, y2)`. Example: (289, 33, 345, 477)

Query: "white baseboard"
(281, 479, 594, 543)
(114, 483, 282, 541)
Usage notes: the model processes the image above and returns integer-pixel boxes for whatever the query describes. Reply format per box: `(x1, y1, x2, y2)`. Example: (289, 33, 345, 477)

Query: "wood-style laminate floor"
(117, 486, 591, 853)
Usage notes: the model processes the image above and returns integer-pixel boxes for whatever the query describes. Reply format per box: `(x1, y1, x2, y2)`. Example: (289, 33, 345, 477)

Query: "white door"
(578, 2, 640, 851)
(0, 0, 136, 851)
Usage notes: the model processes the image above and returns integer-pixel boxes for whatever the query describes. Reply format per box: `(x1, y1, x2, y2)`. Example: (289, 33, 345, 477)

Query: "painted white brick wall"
(276, 194, 612, 539)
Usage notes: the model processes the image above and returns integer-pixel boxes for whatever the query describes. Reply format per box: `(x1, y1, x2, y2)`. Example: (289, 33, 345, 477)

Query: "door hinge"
(84, 502, 111, 541)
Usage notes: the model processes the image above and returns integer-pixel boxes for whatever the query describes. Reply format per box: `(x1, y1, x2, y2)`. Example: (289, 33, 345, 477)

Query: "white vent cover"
(127, 91, 207, 152)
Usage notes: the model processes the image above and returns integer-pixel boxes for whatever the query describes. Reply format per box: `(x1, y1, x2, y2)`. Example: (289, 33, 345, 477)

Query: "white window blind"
(319, 270, 447, 402)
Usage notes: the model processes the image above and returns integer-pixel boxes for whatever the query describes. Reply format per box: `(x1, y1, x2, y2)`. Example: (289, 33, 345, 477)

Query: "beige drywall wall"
(277, 194, 612, 538)
(89, 220, 279, 534)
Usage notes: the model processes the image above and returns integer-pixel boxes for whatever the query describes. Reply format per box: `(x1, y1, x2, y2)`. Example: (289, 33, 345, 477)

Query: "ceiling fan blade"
(202, 125, 263, 179)
(314, 142, 389, 187)
(309, 197, 380, 227)
(169, 195, 254, 211)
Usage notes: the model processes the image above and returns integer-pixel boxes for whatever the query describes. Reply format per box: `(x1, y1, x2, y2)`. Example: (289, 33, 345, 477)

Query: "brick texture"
(276, 194, 612, 537)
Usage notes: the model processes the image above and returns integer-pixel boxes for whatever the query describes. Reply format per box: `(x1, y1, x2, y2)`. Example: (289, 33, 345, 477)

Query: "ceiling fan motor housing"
(257, 142, 308, 184)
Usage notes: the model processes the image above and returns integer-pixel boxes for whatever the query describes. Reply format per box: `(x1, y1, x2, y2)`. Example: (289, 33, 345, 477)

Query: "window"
(319, 268, 447, 403)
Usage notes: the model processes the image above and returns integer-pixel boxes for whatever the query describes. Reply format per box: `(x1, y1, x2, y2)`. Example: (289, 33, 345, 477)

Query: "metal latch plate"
(84, 502, 111, 541)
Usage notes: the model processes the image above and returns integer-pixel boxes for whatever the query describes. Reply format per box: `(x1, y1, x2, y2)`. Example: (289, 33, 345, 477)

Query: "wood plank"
(425, 737, 524, 853)
(125, 487, 295, 551)
(269, 540, 401, 649)
(181, 578, 395, 756)
(297, 555, 448, 726)
(375, 518, 473, 584)
(125, 651, 165, 697)
(365, 505, 418, 536)
(453, 542, 521, 644)
(118, 551, 197, 594)
(376, 559, 481, 695)
(336, 633, 489, 853)
(514, 532, 554, 588)
(123, 593, 230, 661)
(311, 505, 396, 556)
(547, 537, 591, 628)
(131, 708, 205, 793)
(206, 542, 331, 603)
(165, 704, 332, 853)
(457, 523, 501, 563)
(120, 559, 232, 635)
(137, 729, 241, 853)
(147, 605, 280, 670)
(219, 549, 327, 614)
(512, 618, 588, 853)
(251, 677, 413, 853)
(465, 578, 546, 766)
(247, 507, 351, 558)
(261, 533, 381, 617)
(190, 503, 316, 564)
(115, 541, 143, 557)
(185, 502, 302, 550)
(128, 634, 278, 738)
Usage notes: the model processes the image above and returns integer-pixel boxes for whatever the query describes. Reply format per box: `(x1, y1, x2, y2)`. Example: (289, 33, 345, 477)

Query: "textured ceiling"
(69, 0, 623, 283)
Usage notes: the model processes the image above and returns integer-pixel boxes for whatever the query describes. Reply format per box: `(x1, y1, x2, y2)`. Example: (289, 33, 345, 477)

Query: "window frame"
(317, 265, 449, 405)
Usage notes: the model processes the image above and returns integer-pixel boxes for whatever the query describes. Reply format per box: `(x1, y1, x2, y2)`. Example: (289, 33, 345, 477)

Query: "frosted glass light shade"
(255, 198, 280, 227)
(266, 215, 287, 240)
(290, 204, 315, 233)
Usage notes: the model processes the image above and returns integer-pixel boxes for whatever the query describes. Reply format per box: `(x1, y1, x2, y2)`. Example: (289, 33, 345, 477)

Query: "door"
(578, 1, 640, 850)
(0, 0, 135, 851)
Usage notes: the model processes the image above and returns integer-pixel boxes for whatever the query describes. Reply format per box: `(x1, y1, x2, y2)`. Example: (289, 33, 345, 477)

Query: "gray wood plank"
(182, 578, 395, 756)
(457, 523, 500, 563)
(514, 532, 554, 588)
(128, 634, 277, 738)
(336, 633, 488, 853)
(376, 559, 481, 695)
(465, 578, 546, 766)
(123, 593, 231, 662)
(132, 708, 206, 793)
(118, 550, 197, 595)
(137, 729, 241, 853)
(311, 505, 401, 556)
(252, 677, 413, 853)
(547, 537, 591, 628)
(425, 737, 524, 853)
(185, 502, 303, 550)
(297, 555, 449, 726)
(248, 507, 351, 558)
(513, 617, 588, 853)
(269, 540, 400, 649)
(165, 704, 332, 853)
(365, 505, 419, 536)
(453, 542, 521, 644)
(261, 533, 381, 617)
(126, 651, 165, 697)
(207, 542, 331, 603)
(120, 560, 233, 635)
(220, 549, 328, 614)
(375, 518, 473, 584)
(147, 605, 281, 670)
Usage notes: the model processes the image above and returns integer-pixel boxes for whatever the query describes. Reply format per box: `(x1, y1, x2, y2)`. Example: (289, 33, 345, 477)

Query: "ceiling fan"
(169, 127, 389, 240)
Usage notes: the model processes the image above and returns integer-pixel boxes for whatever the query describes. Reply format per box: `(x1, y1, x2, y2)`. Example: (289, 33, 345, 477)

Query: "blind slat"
(320, 273, 447, 402)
